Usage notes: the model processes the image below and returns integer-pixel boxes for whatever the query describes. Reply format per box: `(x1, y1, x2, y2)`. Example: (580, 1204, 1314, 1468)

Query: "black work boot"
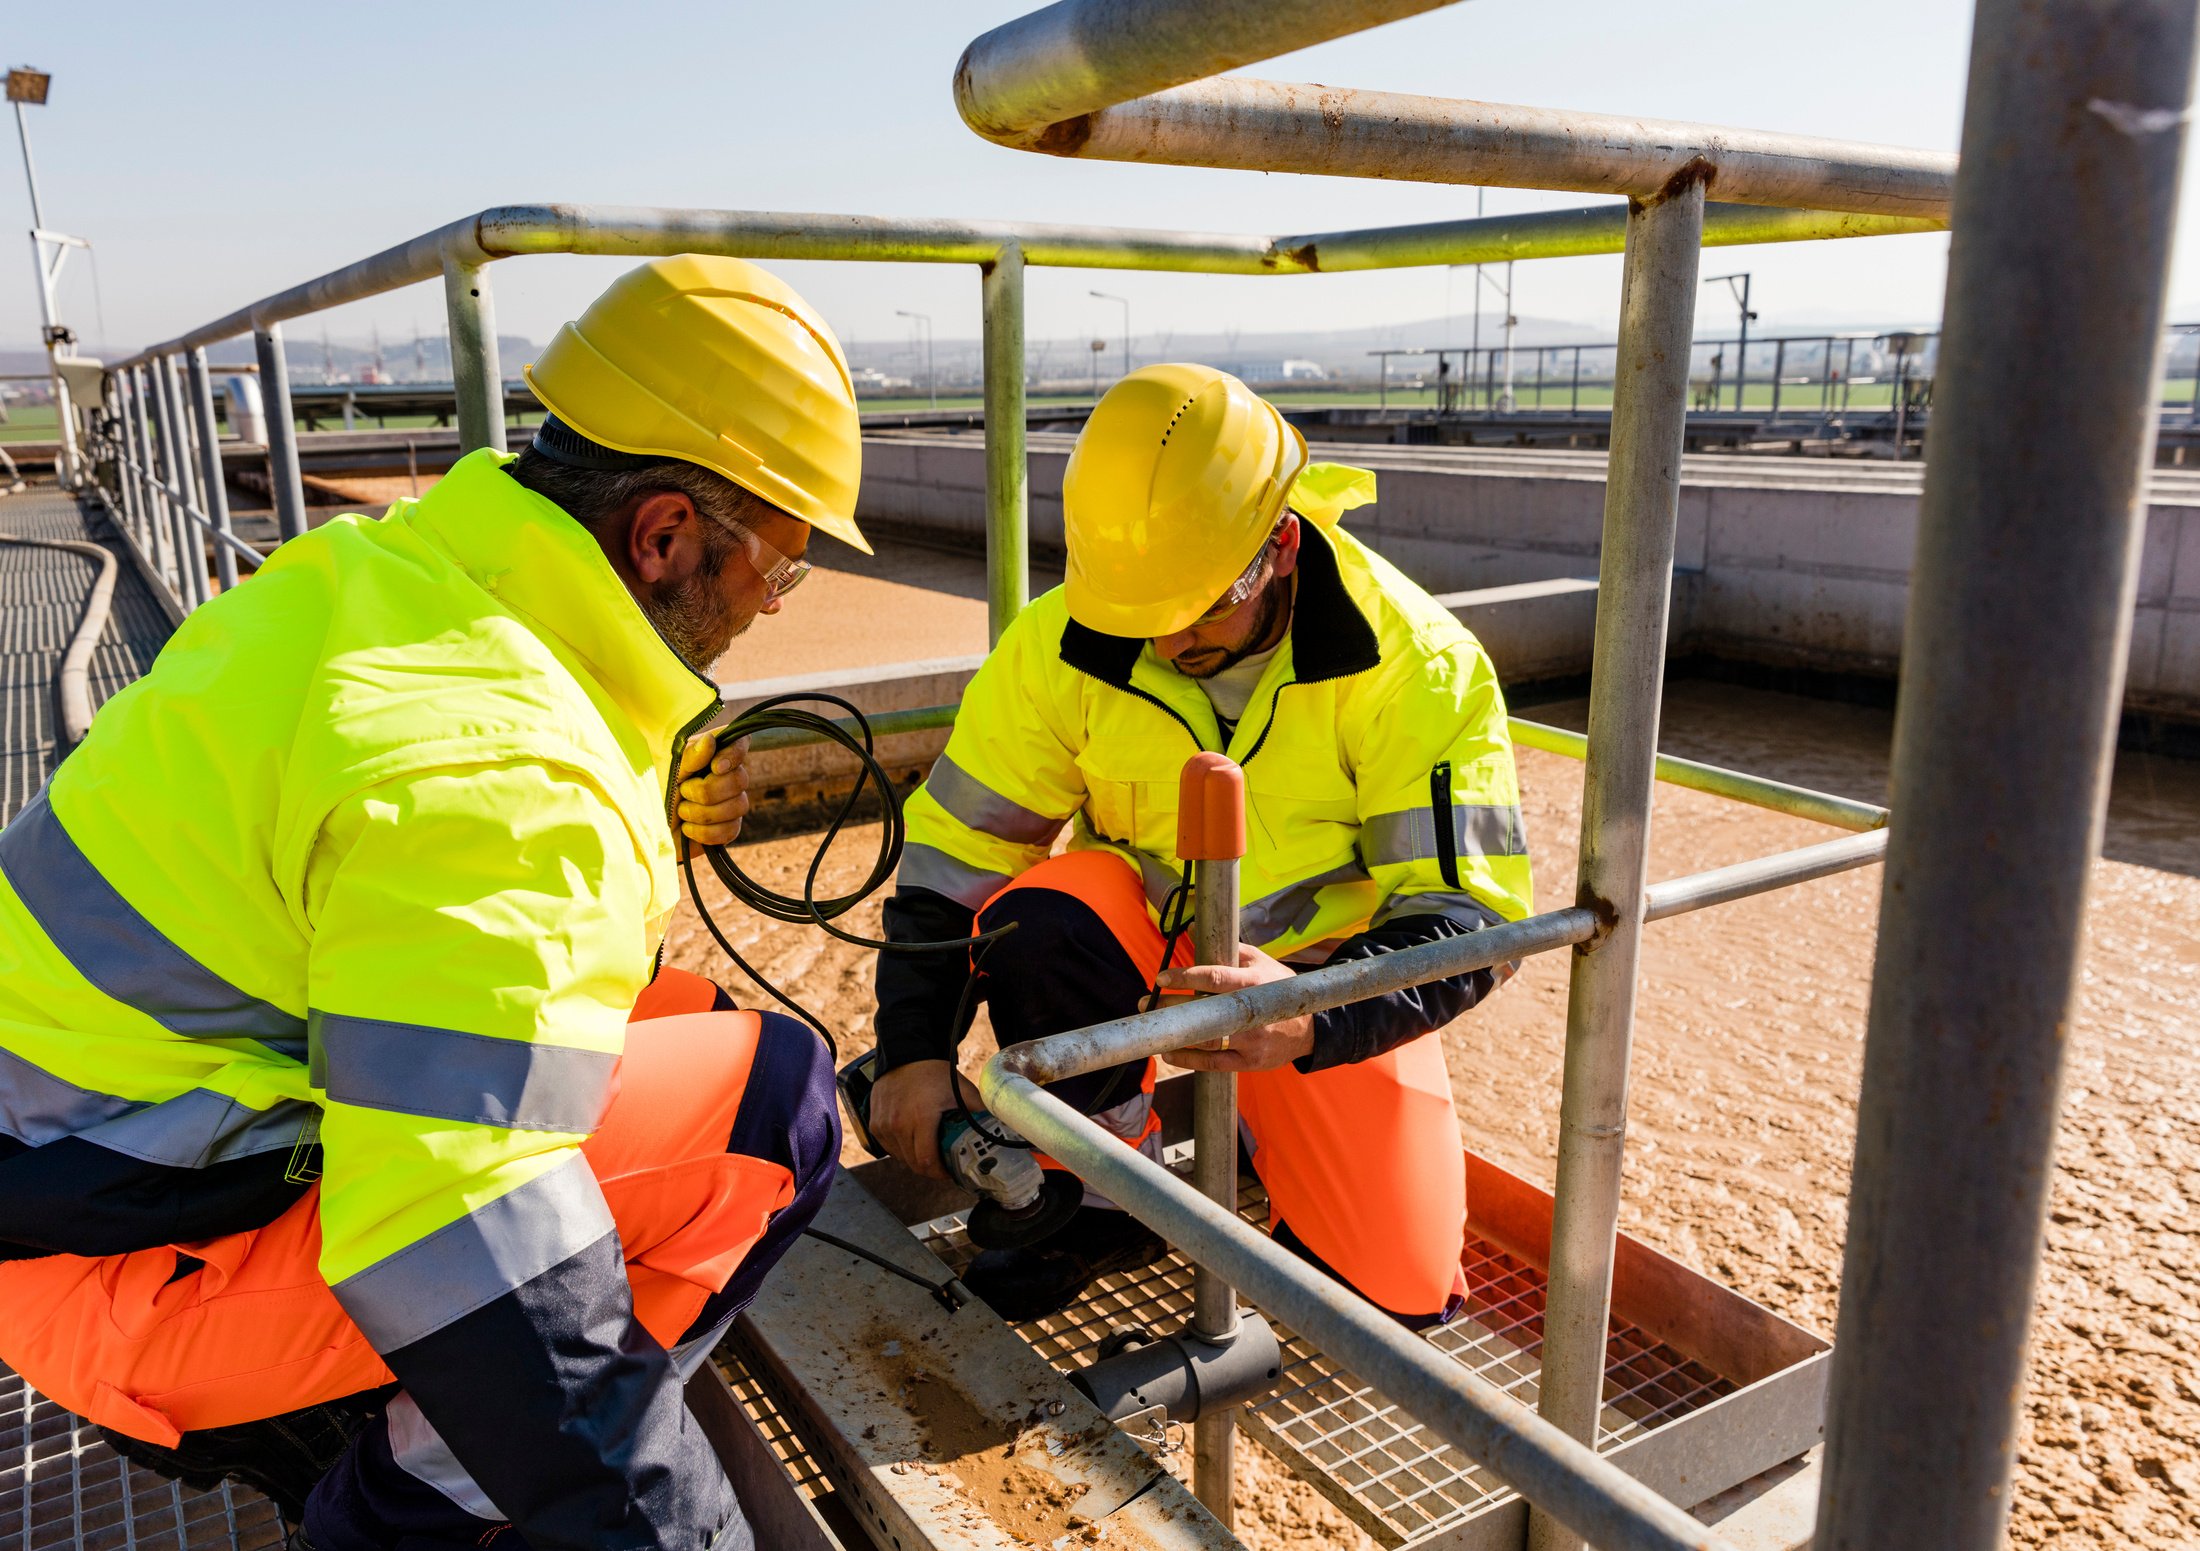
(963, 1204, 1167, 1321)
(99, 1386, 396, 1523)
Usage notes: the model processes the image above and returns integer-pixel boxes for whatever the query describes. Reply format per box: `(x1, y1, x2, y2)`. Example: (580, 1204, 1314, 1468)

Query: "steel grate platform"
(0, 486, 174, 826)
(0, 1362, 287, 1551)
(916, 1171, 1735, 1548)
(1, 485, 213, 1550)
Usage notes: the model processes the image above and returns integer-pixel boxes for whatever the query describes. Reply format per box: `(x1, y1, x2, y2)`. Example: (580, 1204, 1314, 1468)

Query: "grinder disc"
(967, 1171, 1084, 1250)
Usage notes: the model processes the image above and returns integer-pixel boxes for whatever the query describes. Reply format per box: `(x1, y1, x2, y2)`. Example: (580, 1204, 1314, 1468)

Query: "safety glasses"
(1187, 525, 1282, 627)
(730, 522, 811, 601)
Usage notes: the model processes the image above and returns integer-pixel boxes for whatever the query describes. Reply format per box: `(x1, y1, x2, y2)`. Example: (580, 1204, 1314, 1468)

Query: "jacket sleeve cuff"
(1293, 910, 1499, 1074)
(874, 888, 979, 1072)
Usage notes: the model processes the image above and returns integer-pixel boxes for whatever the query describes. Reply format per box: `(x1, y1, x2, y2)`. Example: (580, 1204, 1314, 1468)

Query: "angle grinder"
(837, 1048, 1084, 1250)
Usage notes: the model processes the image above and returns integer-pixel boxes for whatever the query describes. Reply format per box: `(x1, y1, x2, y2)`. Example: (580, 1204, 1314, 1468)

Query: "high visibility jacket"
(875, 514, 1532, 1074)
(0, 449, 736, 1549)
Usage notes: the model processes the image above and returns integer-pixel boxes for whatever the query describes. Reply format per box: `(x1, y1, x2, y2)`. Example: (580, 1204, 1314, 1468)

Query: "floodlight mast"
(9, 66, 84, 488)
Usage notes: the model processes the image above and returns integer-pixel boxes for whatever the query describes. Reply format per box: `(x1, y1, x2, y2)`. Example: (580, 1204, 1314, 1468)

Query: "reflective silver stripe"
(1240, 860, 1371, 944)
(1128, 847, 1181, 912)
(1358, 803, 1530, 867)
(0, 790, 307, 1055)
(925, 754, 1064, 846)
(312, 1012, 616, 1133)
(0, 1041, 311, 1165)
(898, 843, 1015, 910)
(386, 1392, 503, 1520)
(1372, 891, 1506, 933)
(332, 1150, 616, 1351)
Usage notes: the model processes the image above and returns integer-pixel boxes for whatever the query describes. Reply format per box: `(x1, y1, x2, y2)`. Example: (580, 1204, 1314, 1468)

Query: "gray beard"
(643, 557, 741, 674)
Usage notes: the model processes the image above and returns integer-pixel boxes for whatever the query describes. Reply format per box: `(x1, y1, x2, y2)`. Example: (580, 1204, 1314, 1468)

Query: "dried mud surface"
(664, 681, 2200, 1549)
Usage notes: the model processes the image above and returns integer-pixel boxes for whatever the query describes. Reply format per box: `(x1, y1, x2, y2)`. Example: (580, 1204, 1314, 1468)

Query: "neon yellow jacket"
(0, 449, 733, 1547)
(877, 515, 1531, 1072)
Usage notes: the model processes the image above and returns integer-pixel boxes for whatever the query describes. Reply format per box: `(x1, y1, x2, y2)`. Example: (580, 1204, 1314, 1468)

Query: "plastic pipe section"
(1178, 751, 1246, 1523)
(953, 0, 1953, 218)
(1529, 172, 1708, 1551)
(1816, 4, 2197, 1548)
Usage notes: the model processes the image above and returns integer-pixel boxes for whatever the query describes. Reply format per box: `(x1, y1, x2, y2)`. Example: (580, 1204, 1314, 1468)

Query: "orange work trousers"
(979, 852, 1468, 1318)
(0, 969, 790, 1446)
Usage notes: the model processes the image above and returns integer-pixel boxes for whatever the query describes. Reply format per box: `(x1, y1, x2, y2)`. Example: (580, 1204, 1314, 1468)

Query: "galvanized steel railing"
(60, 1, 2192, 1546)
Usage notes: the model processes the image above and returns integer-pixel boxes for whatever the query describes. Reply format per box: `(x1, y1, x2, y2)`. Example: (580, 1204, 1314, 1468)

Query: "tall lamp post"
(9, 66, 86, 488)
(1090, 290, 1130, 382)
(896, 309, 934, 408)
(1704, 272, 1758, 412)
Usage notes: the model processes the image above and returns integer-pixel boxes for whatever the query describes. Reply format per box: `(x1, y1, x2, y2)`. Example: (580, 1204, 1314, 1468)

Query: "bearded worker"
(868, 363, 1533, 1326)
(0, 255, 861, 1551)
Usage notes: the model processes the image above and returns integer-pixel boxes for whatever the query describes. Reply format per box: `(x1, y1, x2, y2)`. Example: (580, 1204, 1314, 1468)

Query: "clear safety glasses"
(1187, 522, 1284, 627)
(730, 522, 811, 601)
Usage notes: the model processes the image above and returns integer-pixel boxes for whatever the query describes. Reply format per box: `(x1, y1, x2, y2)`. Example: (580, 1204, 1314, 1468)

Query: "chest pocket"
(1077, 735, 1196, 852)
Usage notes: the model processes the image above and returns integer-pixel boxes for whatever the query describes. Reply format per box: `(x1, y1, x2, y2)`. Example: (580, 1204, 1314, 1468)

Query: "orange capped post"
(1177, 751, 1247, 861)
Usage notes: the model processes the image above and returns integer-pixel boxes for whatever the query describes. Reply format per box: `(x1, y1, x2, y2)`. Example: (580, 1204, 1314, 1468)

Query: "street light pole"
(896, 309, 935, 408)
(8, 67, 82, 487)
(1704, 272, 1758, 412)
(1091, 290, 1130, 382)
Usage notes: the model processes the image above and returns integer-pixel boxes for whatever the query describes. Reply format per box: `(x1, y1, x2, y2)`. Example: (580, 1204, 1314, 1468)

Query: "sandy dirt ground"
(663, 679, 2200, 1550)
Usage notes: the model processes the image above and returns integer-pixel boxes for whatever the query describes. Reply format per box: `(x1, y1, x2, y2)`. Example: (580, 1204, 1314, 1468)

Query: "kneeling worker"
(869, 364, 1532, 1325)
(0, 256, 865, 1549)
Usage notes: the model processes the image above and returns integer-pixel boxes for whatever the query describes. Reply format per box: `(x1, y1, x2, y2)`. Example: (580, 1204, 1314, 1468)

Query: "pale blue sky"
(6, 1, 2182, 360)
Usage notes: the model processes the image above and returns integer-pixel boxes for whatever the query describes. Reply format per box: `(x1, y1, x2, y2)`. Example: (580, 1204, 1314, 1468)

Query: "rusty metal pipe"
(1012, 77, 1955, 218)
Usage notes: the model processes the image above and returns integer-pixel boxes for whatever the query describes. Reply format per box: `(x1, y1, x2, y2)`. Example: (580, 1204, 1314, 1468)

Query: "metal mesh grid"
(0, 1362, 287, 1551)
(914, 1172, 1734, 1548)
(713, 1348, 836, 1503)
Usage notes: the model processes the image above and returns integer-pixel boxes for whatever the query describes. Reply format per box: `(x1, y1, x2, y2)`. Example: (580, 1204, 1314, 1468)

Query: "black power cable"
(679, 692, 1017, 1064)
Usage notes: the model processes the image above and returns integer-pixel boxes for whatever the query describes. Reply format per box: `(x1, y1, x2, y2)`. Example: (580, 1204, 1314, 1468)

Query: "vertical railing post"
(444, 255, 506, 456)
(981, 243, 1029, 644)
(131, 366, 178, 592)
(112, 373, 144, 545)
(158, 356, 209, 606)
(254, 325, 308, 541)
(1177, 751, 1246, 1528)
(150, 356, 207, 610)
(1526, 168, 1707, 1551)
(1817, 4, 2195, 1548)
(187, 348, 241, 592)
(1770, 339, 1786, 421)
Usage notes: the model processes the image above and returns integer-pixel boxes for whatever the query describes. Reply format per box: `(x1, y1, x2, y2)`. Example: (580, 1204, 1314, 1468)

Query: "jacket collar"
(402, 449, 718, 754)
(1058, 518, 1383, 688)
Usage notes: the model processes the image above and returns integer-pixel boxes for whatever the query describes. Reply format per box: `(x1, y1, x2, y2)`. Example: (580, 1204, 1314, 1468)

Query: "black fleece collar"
(1058, 519, 1383, 688)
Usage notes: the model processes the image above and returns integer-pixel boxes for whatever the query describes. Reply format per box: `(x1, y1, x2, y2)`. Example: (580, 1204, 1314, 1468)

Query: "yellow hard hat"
(524, 254, 870, 554)
(1062, 364, 1309, 638)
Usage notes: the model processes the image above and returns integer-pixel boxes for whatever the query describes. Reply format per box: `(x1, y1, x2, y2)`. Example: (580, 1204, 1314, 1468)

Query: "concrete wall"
(858, 434, 2200, 724)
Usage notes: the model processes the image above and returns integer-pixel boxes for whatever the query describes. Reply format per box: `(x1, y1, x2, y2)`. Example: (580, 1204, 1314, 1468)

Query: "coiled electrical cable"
(679, 692, 1018, 1062)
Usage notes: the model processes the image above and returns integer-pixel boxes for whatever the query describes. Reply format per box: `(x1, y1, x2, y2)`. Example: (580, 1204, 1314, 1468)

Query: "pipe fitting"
(1069, 1313, 1283, 1425)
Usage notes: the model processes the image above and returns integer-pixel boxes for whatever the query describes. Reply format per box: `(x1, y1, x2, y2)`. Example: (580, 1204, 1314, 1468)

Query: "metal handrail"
(954, 0, 1955, 216)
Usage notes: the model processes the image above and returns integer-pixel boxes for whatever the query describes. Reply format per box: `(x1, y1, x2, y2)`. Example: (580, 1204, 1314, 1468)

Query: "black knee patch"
(974, 886, 1154, 1115)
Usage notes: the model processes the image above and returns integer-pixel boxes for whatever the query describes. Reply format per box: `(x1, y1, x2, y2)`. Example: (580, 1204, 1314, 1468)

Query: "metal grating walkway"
(0, 484, 234, 1551)
(918, 1169, 1733, 1548)
(0, 486, 173, 825)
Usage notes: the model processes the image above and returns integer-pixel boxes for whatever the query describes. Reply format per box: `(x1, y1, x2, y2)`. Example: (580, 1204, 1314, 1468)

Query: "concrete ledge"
(720, 655, 982, 801)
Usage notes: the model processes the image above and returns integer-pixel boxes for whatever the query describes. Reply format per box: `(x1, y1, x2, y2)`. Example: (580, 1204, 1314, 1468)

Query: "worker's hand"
(676, 732, 750, 851)
(1155, 945, 1317, 1073)
(869, 1058, 982, 1181)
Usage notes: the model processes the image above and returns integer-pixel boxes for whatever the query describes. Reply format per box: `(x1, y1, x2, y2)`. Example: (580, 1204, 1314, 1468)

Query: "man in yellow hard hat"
(0, 255, 864, 1551)
(869, 363, 1532, 1325)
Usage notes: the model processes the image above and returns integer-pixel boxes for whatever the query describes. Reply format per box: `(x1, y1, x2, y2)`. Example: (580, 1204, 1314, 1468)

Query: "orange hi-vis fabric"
(0, 975, 790, 1446)
(983, 852, 1467, 1317)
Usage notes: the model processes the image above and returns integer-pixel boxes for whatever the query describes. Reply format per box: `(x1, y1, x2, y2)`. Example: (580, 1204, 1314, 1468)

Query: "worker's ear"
(1270, 513, 1303, 581)
(625, 490, 704, 586)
